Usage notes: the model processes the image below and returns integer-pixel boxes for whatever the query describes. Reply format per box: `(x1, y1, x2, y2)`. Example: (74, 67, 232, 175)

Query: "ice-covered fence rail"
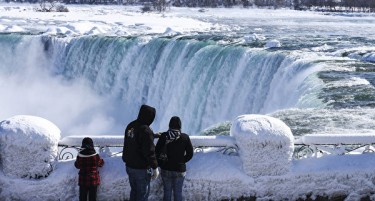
(59, 135, 124, 147)
(59, 134, 375, 160)
(294, 133, 375, 159)
(58, 135, 237, 160)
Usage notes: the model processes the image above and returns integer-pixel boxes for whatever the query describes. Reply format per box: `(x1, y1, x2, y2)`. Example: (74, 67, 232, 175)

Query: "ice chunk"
(0, 115, 61, 178)
(265, 39, 281, 48)
(230, 114, 294, 176)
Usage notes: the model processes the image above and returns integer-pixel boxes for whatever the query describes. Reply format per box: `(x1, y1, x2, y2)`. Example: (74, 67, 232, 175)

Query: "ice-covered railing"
(294, 133, 375, 158)
(58, 133, 375, 160)
(58, 135, 238, 160)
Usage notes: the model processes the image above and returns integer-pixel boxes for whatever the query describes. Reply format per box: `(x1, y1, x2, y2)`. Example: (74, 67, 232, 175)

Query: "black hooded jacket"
(155, 116, 194, 172)
(122, 105, 158, 169)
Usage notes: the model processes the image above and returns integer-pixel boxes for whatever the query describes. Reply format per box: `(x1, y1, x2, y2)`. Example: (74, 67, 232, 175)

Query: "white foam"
(328, 77, 371, 88)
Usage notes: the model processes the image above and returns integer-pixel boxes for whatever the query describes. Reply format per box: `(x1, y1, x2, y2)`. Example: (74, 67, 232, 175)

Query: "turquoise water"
(1, 11, 375, 135)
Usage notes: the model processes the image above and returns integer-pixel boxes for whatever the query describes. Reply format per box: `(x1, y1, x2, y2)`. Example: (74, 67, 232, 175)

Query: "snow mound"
(230, 114, 294, 177)
(328, 77, 370, 88)
(265, 39, 281, 48)
(45, 26, 75, 35)
(0, 24, 6, 31)
(65, 22, 110, 35)
(4, 25, 25, 32)
(362, 52, 375, 63)
(162, 27, 181, 37)
(0, 115, 61, 178)
(243, 33, 266, 43)
(311, 44, 333, 52)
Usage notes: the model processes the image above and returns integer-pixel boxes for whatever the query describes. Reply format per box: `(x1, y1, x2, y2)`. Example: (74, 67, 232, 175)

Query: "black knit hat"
(82, 137, 94, 149)
(169, 116, 181, 130)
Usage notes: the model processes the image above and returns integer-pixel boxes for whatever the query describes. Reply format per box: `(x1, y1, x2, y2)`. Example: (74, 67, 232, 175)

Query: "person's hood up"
(80, 137, 96, 155)
(166, 116, 181, 141)
(137, 104, 156, 126)
(169, 116, 181, 130)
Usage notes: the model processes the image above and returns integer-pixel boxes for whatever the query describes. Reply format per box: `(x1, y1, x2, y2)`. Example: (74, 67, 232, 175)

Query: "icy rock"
(243, 33, 266, 43)
(0, 115, 61, 179)
(162, 27, 181, 37)
(5, 25, 25, 32)
(265, 39, 281, 48)
(230, 114, 294, 177)
(362, 53, 375, 63)
(0, 24, 6, 31)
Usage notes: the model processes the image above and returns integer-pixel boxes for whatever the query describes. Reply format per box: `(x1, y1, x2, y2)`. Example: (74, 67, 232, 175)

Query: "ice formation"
(230, 114, 294, 177)
(0, 115, 61, 178)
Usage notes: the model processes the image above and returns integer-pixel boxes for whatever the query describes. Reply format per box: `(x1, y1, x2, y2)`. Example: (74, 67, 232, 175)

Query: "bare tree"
(37, 0, 55, 12)
(153, 0, 167, 11)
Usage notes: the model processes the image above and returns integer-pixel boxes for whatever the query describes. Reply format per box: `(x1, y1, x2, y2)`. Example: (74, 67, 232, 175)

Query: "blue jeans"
(126, 167, 152, 201)
(161, 169, 186, 201)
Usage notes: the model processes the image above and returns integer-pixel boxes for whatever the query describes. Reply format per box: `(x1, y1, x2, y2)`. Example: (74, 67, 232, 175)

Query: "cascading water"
(0, 34, 324, 135)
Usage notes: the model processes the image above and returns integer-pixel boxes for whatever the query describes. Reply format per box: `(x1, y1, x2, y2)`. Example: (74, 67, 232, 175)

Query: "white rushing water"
(1, 5, 375, 136)
(0, 35, 324, 135)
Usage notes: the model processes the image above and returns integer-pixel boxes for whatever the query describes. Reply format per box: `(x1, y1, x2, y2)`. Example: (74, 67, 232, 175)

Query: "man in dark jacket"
(122, 104, 159, 201)
(155, 116, 194, 201)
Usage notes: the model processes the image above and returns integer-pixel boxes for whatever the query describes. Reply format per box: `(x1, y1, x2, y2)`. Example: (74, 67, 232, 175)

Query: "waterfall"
(0, 35, 324, 135)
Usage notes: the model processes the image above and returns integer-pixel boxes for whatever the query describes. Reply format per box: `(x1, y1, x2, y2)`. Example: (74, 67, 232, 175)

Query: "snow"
(1, 3, 375, 200)
(363, 52, 375, 63)
(0, 4, 214, 36)
(3, 150, 375, 200)
(0, 115, 60, 178)
(301, 133, 375, 145)
(59, 135, 236, 149)
(331, 47, 375, 63)
(2, 114, 375, 199)
(265, 39, 281, 48)
(243, 33, 266, 43)
(230, 114, 294, 177)
(162, 27, 181, 37)
(59, 135, 124, 147)
(311, 44, 334, 52)
(327, 77, 371, 88)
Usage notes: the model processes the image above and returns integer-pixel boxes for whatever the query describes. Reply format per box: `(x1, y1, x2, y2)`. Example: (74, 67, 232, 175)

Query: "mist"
(0, 36, 126, 136)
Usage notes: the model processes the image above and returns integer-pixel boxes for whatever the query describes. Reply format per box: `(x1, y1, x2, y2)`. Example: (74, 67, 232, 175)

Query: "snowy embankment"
(2, 115, 375, 200)
(0, 3, 214, 36)
(0, 4, 284, 48)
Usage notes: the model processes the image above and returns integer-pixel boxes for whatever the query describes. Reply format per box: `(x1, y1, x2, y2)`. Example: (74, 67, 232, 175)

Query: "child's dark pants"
(79, 186, 98, 201)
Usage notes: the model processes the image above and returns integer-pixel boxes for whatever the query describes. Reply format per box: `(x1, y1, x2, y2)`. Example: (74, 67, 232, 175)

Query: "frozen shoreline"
(2, 154, 375, 200)
(0, 3, 215, 36)
(1, 3, 374, 38)
(2, 115, 375, 200)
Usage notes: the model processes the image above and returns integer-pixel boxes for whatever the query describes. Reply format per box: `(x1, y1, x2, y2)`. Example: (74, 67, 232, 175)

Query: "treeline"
(294, 0, 375, 12)
(3, 0, 375, 12)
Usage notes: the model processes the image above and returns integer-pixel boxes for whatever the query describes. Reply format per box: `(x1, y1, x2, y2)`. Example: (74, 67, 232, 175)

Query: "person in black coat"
(122, 104, 159, 201)
(155, 116, 194, 201)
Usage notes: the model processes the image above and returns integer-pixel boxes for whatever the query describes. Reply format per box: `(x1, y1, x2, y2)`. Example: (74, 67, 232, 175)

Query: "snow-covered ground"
(2, 115, 375, 200)
(0, 3, 215, 36)
(2, 146, 375, 200)
(1, 3, 374, 38)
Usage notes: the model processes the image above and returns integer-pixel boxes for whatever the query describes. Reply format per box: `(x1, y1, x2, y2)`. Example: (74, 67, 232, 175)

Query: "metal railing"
(58, 133, 375, 160)
(58, 135, 238, 160)
(293, 133, 375, 159)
